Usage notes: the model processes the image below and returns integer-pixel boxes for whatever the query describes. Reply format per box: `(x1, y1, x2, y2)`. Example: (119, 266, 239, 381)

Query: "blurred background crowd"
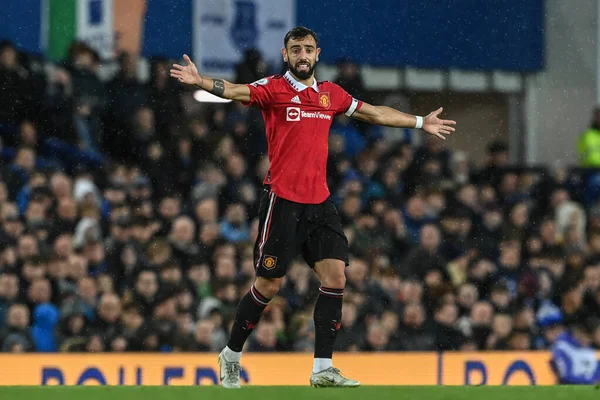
(1, 39, 600, 354)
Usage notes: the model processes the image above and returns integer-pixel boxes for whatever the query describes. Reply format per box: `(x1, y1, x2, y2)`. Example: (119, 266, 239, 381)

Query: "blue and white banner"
(193, 0, 295, 81)
(76, 0, 114, 60)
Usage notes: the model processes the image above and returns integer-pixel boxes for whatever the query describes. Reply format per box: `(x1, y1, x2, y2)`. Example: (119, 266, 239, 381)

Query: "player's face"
(282, 36, 320, 80)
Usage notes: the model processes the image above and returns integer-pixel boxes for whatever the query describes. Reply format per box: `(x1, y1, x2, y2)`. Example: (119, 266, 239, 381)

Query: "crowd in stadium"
(0, 39, 599, 354)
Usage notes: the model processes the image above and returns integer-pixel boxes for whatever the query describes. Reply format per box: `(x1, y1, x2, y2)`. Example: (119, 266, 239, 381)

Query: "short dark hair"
(284, 26, 318, 48)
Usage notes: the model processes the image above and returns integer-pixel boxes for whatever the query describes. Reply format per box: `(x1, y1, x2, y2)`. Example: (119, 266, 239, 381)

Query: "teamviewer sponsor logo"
(301, 111, 332, 120)
(286, 107, 300, 121)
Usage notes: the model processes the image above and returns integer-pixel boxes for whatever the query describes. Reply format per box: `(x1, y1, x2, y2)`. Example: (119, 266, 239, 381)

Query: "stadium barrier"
(0, 352, 567, 386)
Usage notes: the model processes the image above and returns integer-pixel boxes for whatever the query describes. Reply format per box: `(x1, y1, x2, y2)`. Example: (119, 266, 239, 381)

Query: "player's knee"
(321, 268, 346, 289)
(315, 259, 347, 289)
(254, 277, 283, 298)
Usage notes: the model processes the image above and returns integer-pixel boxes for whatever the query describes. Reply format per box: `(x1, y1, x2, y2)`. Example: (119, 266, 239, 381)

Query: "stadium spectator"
(192, 318, 219, 352)
(0, 304, 34, 351)
(247, 320, 279, 352)
(395, 302, 435, 351)
(0, 273, 19, 324)
(31, 303, 59, 352)
(0, 40, 29, 124)
(401, 223, 444, 279)
(333, 58, 365, 101)
(432, 302, 463, 351)
(474, 140, 509, 188)
(147, 57, 182, 134)
(57, 300, 89, 351)
(361, 322, 392, 352)
(235, 49, 270, 86)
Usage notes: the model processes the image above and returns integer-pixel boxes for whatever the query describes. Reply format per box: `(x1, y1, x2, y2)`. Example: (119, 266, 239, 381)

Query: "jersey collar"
(284, 71, 319, 92)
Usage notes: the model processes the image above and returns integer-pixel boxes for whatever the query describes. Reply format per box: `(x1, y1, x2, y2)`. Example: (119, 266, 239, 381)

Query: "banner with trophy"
(192, 0, 295, 81)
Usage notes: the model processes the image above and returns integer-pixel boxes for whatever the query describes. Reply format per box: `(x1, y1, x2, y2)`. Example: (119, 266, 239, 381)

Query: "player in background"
(550, 319, 600, 385)
(171, 26, 456, 388)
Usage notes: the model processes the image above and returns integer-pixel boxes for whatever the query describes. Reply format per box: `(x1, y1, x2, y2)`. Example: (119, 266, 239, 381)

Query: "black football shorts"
(253, 185, 349, 278)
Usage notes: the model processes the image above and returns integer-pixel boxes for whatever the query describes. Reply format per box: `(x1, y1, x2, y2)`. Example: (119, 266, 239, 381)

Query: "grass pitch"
(0, 386, 598, 400)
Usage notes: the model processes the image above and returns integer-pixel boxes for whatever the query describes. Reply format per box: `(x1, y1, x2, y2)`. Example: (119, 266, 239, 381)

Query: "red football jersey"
(244, 71, 363, 204)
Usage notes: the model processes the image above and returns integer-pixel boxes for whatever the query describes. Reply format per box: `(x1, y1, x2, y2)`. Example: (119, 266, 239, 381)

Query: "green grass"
(0, 386, 598, 400)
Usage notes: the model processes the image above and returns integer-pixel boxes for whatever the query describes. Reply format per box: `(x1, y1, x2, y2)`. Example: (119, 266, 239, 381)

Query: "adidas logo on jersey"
(291, 95, 301, 104)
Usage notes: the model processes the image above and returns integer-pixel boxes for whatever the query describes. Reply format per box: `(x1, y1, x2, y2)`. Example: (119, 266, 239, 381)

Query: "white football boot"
(310, 367, 360, 388)
(218, 350, 241, 388)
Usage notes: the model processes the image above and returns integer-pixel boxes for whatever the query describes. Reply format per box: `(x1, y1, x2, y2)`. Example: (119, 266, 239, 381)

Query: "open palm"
(423, 107, 456, 140)
(170, 54, 200, 85)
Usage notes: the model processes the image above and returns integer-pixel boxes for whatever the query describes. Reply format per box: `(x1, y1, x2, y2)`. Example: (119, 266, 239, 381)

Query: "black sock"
(227, 285, 270, 352)
(313, 286, 343, 359)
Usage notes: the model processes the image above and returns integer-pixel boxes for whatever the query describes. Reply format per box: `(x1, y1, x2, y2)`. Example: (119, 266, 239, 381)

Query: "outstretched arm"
(170, 54, 251, 103)
(351, 102, 456, 140)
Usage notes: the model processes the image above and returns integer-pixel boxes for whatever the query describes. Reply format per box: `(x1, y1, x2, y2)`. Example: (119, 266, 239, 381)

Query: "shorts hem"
(307, 255, 350, 269)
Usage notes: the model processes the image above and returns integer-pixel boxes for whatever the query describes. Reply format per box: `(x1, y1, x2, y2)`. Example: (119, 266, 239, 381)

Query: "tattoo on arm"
(211, 79, 225, 96)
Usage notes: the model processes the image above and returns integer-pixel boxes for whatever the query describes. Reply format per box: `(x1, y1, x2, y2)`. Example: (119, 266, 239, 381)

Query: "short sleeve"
(334, 84, 363, 116)
(243, 77, 274, 109)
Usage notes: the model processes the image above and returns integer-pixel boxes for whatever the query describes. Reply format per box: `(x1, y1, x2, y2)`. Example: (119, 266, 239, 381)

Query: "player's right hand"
(170, 54, 201, 86)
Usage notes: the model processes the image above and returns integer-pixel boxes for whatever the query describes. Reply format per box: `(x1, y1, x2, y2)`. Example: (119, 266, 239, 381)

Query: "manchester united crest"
(263, 255, 277, 269)
(319, 92, 330, 109)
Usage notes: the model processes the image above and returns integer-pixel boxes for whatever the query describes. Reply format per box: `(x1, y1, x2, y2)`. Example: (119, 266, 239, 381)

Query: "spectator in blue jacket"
(31, 303, 59, 352)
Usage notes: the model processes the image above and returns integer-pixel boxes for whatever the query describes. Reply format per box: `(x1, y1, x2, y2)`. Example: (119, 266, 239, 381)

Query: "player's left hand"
(423, 107, 456, 140)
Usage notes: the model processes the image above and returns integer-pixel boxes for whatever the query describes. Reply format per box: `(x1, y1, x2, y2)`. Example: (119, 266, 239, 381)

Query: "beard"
(287, 59, 317, 80)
